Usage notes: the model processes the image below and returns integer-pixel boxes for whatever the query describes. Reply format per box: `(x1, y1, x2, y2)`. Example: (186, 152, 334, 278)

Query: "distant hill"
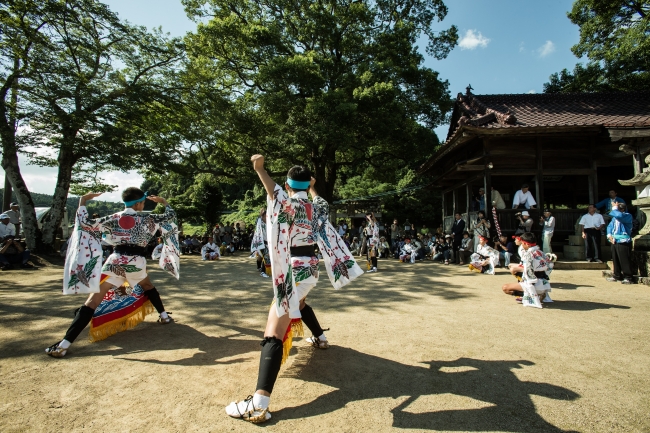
(0, 189, 124, 217)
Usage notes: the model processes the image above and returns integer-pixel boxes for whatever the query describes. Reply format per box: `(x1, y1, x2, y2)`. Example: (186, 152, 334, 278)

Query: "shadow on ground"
(279, 348, 580, 432)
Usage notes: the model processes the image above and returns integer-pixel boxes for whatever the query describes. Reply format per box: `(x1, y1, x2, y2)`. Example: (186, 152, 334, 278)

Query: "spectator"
(0, 213, 33, 269)
(338, 220, 346, 237)
(451, 212, 465, 256)
(436, 224, 443, 237)
(404, 219, 412, 236)
(473, 211, 491, 252)
(5, 202, 21, 238)
(512, 183, 537, 209)
(457, 231, 473, 265)
(392, 236, 405, 259)
(390, 219, 400, 247)
(227, 241, 237, 255)
(420, 224, 430, 236)
(606, 203, 633, 284)
(432, 234, 453, 264)
(212, 223, 222, 244)
(494, 234, 515, 267)
(358, 220, 367, 256)
(475, 188, 486, 211)
(491, 187, 506, 209)
(191, 235, 201, 252)
(539, 209, 555, 254)
(349, 237, 360, 255)
(579, 205, 605, 263)
(152, 237, 164, 259)
(222, 231, 232, 245)
(514, 211, 533, 235)
(595, 189, 626, 215)
(378, 236, 391, 258)
(182, 236, 193, 254)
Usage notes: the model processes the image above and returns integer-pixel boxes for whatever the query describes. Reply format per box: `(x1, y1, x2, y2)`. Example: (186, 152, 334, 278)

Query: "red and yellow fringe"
(89, 300, 155, 343)
(269, 299, 305, 365)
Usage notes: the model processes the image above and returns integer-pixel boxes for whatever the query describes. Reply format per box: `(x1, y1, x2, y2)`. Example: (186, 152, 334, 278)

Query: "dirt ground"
(0, 254, 649, 433)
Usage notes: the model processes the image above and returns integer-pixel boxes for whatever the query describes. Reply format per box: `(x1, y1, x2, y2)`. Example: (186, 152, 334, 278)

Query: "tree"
(0, 0, 184, 250)
(544, 0, 650, 93)
(163, 0, 456, 202)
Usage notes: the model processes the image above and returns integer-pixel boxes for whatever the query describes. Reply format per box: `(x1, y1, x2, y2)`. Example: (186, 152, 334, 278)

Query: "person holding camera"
(473, 210, 491, 253)
(606, 202, 634, 284)
(514, 211, 533, 235)
(0, 213, 33, 270)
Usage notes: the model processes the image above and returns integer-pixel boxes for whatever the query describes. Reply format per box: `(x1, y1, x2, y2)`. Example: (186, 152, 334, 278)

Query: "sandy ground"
(0, 254, 649, 433)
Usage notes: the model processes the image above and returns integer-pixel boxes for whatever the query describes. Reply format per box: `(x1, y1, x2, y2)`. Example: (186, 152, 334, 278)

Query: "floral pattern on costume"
(520, 246, 552, 308)
(470, 244, 500, 275)
(267, 184, 363, 318)
(63, 205, 179, 294)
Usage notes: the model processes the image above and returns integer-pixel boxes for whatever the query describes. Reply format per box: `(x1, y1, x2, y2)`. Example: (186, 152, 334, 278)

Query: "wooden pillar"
(441, 193, 446, 227)
(465, 183, 470, 214)
(452, 188, 458, 216)
(634, 148, 644, 199)
(484, 137, 492, 207)
(535, 136, 544, 209)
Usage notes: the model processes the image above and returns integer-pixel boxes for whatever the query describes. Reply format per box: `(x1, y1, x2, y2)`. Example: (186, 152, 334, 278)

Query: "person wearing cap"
(46, 187, 179, 359)
(539, 209, 555, 254)
(468, 235, 499, 274)
(225, 155, 362, 423)
(579, 204, 605, 263)
(502, 232, 554, 308)
(606, 202, 634, 284)
(5, 202, 20, 237)
(514, 210, 533, 235)
(0, 212, 33, 270)
(512, 184, 537, 209)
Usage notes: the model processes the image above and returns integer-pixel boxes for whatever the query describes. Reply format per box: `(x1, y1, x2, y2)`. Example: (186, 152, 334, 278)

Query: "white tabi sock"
(160, 312, 169, 319)
(253, 393, 270, 410)
(59, 339, 71, 349)
(318, 333, 327, 341)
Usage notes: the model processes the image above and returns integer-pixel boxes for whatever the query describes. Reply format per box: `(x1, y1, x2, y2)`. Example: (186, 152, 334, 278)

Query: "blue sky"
(5, 0, 583, 201)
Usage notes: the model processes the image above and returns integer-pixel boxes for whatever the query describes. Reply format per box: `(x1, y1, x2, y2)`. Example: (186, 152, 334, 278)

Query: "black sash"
(290, 245, 315, 257)
(114, 244, 147, 257)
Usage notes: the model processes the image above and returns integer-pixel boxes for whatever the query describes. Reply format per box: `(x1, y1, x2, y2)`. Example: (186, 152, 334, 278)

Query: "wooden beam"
(608, 128, 650, 142)
(489, 168, 594, 176)
(441, 173, 484, 195)
(457, 165, 485, 171)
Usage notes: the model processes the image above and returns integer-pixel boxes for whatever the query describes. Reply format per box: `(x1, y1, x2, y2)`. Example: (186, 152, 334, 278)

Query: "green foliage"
(220, 184, 266, 227)
(544, 0, 650, 93)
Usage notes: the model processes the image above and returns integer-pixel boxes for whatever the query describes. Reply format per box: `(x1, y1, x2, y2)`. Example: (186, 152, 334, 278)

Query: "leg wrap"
(300, 303, 324, 337)
(145, 287, 165, 314)
(256, 259, 263, 270)
(64, 305, 95, 343)
(371, 257, 378, 268)
(256, 337, 283, 393)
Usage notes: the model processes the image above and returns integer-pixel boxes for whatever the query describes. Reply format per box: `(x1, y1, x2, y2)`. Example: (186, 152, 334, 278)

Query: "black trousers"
(584, 228, 601, 260)
(611, 242, 633, 279)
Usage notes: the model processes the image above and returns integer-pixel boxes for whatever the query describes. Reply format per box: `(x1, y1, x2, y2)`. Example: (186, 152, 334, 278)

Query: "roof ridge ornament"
(456, 88, 517, 127)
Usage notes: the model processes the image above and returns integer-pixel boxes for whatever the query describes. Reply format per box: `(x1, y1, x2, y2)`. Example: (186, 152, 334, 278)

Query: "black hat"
(544, 208, 551, 213)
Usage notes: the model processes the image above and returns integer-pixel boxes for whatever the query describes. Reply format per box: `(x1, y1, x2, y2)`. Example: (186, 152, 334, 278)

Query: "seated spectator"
(512, 183, 537, 209)
(378, 237, 391, 258)
(392, 236, 405, 259)
(514, 211, 533, 235)
(220, 242, 227, 256)
(0, 213, 33, 269)
(494, 234, 515, 267)
(182, 236, 193, 254)
(226, 241, 236, 255)
(349, 237, 360, 255)
(457, 231, 473, 265)
(399, 237, 418, 263)
(420, 225, 430, 236)
(432, 234, 453, 264)
(191, 235, 201, 252)
(201, 237, 221, 261)
(468, 236, 499, 275)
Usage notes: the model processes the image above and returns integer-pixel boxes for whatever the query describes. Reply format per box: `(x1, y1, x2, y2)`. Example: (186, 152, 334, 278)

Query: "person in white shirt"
(579, 204, 606, 263)
(512, 184, 537, 209)
(0, 213, 16, 239)
(539, 209, 555, 254)
(5, 202, 20, 237)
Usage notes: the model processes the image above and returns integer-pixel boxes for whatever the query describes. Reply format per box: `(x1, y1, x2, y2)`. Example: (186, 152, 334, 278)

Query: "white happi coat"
(520, 246, 552, 308)
(201, 242, 220, 260)
(470, 243, 499, 274)
(400, 243, 418, 263)
(267, 184, 363, 319)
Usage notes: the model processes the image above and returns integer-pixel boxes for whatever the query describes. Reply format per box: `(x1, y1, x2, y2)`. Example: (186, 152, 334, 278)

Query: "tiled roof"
(445, 90, 650, 142)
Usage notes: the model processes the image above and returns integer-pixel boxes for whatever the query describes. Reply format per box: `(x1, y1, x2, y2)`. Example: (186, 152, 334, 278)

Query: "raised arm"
(251, 154, 276, 198)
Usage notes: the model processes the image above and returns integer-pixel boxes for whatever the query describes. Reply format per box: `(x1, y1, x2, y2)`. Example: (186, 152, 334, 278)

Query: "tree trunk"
(3, 175, 12, 211)
(41, 145, 75, 248)
(312, 149, 337, 203)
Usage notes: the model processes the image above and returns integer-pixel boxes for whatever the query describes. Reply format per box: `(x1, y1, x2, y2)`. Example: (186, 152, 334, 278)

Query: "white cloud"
(459, 29, 490, 50)
(519, 42, 526, 53)
(537, 40, 555, 57)
(527, 89, 536, 94)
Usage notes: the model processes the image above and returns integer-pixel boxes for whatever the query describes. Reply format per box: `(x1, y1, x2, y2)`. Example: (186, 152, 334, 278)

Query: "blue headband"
(124, 191, 148, 207)
(286, 178, 310, 190)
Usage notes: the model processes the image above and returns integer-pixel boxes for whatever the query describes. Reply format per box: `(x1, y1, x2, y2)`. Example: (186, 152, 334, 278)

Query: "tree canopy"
(544, 0, 650, 93)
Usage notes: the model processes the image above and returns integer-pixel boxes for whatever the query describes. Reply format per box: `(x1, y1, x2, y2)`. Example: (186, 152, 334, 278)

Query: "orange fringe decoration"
(269, 299, 305, 365)
(88, 300, 155, 342)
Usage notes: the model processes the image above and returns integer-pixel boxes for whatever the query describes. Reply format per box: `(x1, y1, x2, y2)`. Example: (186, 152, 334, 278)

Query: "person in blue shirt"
(606, 202, 634, 284)
(595, 190, 626, 214)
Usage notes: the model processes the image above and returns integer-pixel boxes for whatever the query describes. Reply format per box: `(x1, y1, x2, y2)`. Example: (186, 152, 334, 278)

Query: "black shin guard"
(300, 303, 324, 337)
(145, 287, 165, 314)
(371, 257, 378, 268)
(256, 259, 263, 270)
(63, 305, 95, 343)
(256, 337, 284, 393)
